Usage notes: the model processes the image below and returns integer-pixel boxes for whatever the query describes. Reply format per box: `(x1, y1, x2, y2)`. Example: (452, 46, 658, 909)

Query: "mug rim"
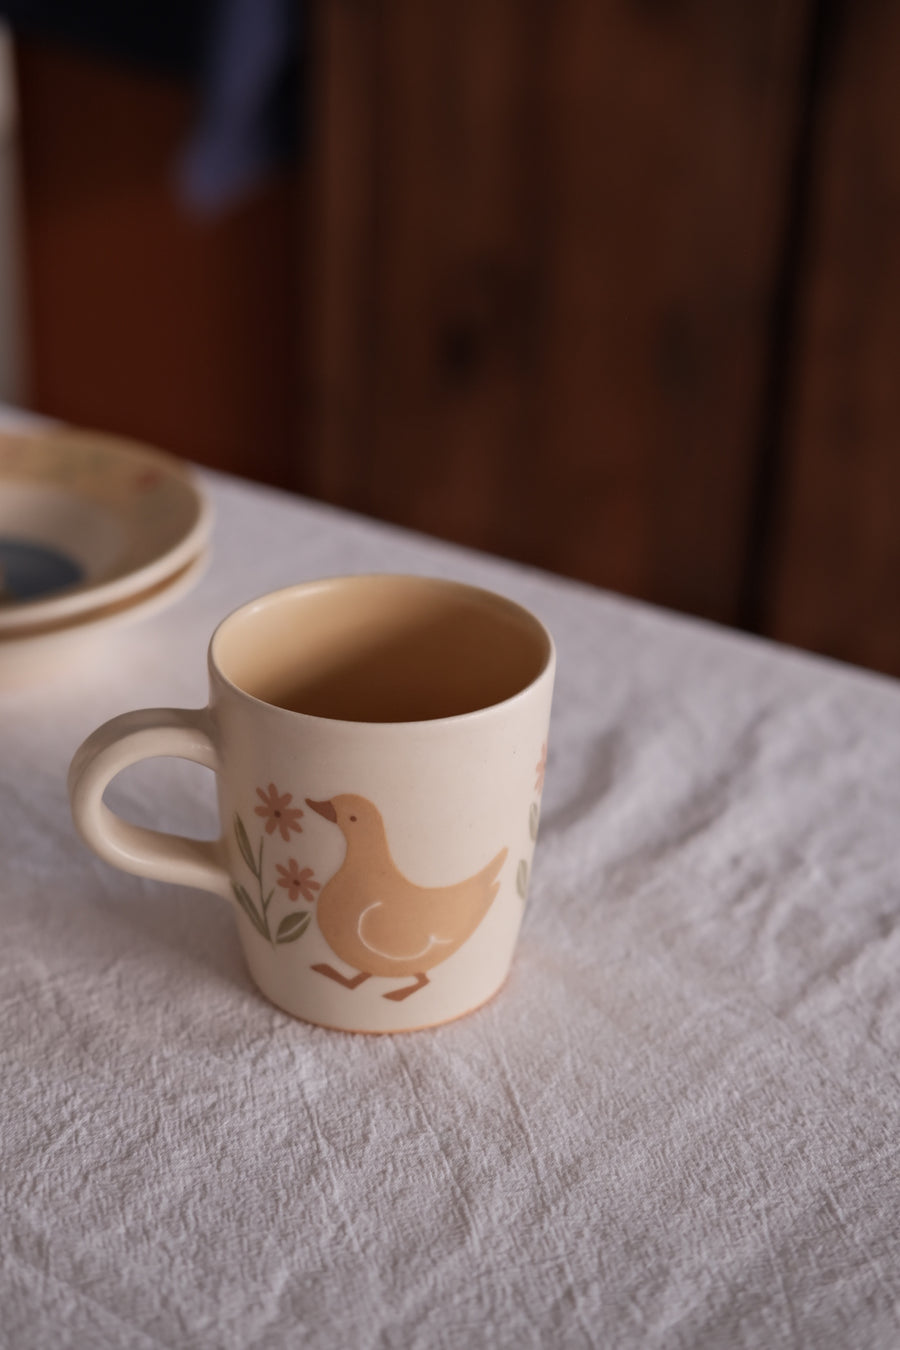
(208, 573, 556, 729)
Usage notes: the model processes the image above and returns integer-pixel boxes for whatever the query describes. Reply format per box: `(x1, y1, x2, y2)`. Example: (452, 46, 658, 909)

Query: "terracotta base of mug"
(249, 968, 510, 1035)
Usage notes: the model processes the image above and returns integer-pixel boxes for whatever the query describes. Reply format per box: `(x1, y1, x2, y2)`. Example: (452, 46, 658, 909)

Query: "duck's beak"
(306, 797, 337, 823)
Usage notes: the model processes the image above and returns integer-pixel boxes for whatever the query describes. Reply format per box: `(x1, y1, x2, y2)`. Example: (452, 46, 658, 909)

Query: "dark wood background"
(12, 1, 900, 676)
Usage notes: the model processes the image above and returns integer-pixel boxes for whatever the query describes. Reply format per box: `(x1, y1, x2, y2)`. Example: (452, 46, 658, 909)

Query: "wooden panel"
(299, 0, 379, 506)
(303, 0, 810, 622)
(766, 3, 900, 675)
(15, 40, 299, 486)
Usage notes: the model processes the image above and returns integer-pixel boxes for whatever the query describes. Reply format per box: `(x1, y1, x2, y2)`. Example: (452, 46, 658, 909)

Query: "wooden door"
(301, 0, 812, 625)
(764, 2, 900, 675)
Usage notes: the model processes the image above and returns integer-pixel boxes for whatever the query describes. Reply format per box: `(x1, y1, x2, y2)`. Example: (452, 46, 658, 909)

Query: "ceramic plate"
(0, 426, 211, 632)
(0, 548, 209, 688)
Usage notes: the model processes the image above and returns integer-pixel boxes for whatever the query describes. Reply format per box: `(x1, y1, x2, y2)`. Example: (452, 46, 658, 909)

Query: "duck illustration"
(305, 794, 507, 1001)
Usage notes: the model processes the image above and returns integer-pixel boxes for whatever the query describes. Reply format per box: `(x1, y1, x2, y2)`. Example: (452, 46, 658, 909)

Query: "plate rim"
(0, 426, 212, 632)
(0, 548, 209, 689)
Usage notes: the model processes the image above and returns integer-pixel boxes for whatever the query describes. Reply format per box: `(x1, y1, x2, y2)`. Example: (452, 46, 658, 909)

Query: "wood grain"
(765, 3, 900, 675)
(303, 0, 811, 622)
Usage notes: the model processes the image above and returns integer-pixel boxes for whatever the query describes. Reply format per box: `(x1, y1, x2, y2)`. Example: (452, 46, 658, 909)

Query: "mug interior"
(212, 575, 552, 723)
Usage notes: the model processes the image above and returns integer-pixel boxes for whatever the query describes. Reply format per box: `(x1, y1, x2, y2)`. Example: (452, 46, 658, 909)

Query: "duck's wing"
(355, 847, 509, 962)
(356, 894, 453, 963)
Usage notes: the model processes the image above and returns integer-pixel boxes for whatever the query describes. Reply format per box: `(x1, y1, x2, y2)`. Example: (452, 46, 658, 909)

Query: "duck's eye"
(349, 815, 357, 822)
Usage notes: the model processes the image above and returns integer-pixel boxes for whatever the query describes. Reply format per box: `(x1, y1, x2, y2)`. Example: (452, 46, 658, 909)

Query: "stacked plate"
(0, 425, 212, 686)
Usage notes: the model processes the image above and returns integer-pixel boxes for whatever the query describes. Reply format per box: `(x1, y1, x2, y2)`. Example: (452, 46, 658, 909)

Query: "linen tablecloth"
(3, 467, 899, 1349)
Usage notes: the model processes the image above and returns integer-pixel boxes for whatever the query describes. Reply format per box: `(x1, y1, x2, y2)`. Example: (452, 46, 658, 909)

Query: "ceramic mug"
(68, 575, 555, 1033)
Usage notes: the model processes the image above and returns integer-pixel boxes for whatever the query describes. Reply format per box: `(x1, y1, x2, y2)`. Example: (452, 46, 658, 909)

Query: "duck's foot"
(311, 964, 371, 990)
(383, 972, 429, 1001)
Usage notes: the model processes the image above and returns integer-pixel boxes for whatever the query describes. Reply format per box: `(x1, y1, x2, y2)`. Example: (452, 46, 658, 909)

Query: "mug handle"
(68, 707, 232, 901)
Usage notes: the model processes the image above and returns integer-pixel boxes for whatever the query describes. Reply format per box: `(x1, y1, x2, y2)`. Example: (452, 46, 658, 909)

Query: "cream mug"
(68, 575, 555, 1033)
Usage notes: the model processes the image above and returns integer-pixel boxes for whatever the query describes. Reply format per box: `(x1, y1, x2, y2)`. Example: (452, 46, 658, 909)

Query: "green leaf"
(231, 882, 268, 938)
(231, 881, 257, 923)
(275, 911, 312, 944)
(234, 814, 257, 875)
(516, 859, 529, 901)
(529, 801, 540, 842)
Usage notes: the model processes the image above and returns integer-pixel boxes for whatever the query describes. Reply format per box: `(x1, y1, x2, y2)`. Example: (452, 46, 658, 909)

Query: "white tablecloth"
(3, 467, 899, 1349)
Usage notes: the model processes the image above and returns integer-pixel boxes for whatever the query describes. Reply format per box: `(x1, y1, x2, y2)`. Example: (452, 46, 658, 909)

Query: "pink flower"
(276, 859, 320, 903)
(254, 783, 304, 841)
(535, 742, 548, 794)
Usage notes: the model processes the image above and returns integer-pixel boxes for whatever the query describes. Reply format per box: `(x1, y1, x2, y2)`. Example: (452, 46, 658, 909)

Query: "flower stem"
(256, 837, 274, 945)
